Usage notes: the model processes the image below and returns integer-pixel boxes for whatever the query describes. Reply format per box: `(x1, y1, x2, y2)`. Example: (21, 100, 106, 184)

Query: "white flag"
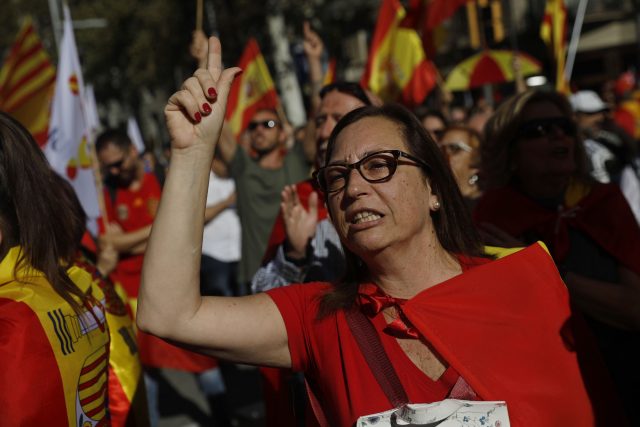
(84, 84, 101, 138)
(127, 116, 146, 154)
(44, 6, 101, 235)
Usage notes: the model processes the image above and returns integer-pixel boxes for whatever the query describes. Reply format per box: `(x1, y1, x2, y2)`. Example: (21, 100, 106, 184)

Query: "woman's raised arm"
(137, 37, 291, 367)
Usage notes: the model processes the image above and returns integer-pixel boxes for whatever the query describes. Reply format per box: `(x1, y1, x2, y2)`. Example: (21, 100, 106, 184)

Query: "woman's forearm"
(138, 147, 213, 336)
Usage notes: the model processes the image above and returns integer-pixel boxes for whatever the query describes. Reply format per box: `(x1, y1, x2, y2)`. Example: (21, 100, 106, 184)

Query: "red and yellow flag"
(540, 0, 569, 93)
(225, 38, 279, 138)
(323, 57, 337, 85)
(360, 0, 437, 107)
(0, 17, 56, 146)
(425, 0, 472, 30)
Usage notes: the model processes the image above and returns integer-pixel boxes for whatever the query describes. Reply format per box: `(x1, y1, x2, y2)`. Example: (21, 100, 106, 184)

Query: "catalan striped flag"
(361, 0, 437, 107)
(0, 17, 56, 146)
(540, 0, 569, 93)
(225, 38, 279, 138)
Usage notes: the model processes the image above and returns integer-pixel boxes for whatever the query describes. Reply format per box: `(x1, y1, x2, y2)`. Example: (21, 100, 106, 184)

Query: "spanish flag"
(323, 57, 337, 85)
(360, 0, 437, 107)
(225, 38, 279, 138)
(425, 0, 472, 30)
(540, 0, 569, 93)
(0, 17, 56, 146)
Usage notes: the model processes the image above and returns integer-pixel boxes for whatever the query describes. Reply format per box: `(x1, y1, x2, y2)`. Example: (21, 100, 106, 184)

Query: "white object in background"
(44, 5, 100, 236)
(357, 399, 510, 427)
(127, 116, 146, 153)
(621, 165, 640, 225)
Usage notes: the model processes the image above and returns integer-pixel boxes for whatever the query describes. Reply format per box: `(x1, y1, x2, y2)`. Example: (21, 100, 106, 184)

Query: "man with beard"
(217, 109, 311, 295)
(96, 129, 225, 426)
(96, 129, 160, 299)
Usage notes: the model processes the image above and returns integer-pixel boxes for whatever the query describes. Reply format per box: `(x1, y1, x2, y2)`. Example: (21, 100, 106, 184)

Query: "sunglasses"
(103, 158, 125, 171)
(312, 150, 430, 194)
(319, 82, 372, 106)
(517, 117, 576, 140)
(247, 120, 279, 131)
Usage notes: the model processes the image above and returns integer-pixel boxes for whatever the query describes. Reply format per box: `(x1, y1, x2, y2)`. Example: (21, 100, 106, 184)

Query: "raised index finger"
(207, 36, 223, 81)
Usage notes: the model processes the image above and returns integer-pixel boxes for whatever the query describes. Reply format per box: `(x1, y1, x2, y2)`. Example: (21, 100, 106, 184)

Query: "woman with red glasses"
(475, 89, 640, 420)
(138, 38, 624, 426)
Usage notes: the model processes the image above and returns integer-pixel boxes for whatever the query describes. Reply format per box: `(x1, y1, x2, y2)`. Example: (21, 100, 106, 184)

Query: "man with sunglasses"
(95, 129, 161, 300)
(253, 82, 373, 292)
(215, 108, 312, 294)
(96, 129, 220, 424)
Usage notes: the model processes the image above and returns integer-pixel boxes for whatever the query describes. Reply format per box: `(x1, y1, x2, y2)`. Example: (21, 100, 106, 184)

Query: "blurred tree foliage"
(1, 0, 377, 113)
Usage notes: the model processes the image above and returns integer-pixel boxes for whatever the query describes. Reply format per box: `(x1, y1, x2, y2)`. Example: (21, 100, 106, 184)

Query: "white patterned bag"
(357, 399, 510, 427)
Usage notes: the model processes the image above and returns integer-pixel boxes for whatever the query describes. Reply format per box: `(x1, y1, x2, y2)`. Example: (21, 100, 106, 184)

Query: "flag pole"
(505, 0, 526, 93)
(564, 0, 588, 86)
(47, 0, 62, 54)
(196, 0, 203, 31)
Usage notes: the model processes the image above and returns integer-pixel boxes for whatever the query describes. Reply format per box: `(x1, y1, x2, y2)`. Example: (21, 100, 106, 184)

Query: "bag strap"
(344, 308, 409, 408)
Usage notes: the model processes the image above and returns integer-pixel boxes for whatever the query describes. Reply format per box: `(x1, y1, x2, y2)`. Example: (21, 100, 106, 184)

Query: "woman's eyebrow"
(327, 150, 377, 167)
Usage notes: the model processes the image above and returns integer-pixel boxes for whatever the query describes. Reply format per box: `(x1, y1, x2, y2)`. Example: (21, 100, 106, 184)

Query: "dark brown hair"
(95, 128, 132, 153)
(0, 112, 88, 314)
(318, 104, 486, 315)
(482, 89, 590, 190)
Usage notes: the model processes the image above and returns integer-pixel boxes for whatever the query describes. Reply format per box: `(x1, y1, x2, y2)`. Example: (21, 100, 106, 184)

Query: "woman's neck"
(364, 234, 462, 299)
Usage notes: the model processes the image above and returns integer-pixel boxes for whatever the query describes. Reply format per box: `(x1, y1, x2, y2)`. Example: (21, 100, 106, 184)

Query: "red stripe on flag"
(2, 73, 55, 112)
(401, 60, 437, 107)
(361, 0, 404, 88)
(79, 371, 102, 390)
(225, 38, 262, 121)
(80, 381, 107, 407)
(426, 0, 471, 29)
(2, 60, 55, 107)
(1, 40, 48, 95)
(80, 350, 108, 375)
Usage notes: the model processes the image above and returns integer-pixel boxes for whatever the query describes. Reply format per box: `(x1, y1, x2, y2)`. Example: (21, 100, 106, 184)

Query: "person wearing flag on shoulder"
(474, 89, 640, 421)
(0, 111, 110, 425)
(138, 36, 626, 426)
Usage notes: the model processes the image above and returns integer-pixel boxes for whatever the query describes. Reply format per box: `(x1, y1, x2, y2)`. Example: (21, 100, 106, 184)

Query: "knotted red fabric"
(358, 283, 420, 339)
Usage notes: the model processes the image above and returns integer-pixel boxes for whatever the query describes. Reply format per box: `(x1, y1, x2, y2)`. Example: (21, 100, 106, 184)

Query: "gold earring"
(433, 200, 441, 211)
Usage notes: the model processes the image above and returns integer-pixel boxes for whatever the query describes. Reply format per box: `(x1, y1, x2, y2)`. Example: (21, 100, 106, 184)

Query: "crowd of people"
(2, 21, 640, 427)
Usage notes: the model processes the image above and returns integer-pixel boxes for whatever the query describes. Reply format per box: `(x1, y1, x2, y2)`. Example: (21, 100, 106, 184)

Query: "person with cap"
(570, 90, 635, 184)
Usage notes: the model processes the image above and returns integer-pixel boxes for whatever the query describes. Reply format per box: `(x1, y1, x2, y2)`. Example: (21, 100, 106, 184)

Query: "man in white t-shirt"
(201, 158, 241, 296)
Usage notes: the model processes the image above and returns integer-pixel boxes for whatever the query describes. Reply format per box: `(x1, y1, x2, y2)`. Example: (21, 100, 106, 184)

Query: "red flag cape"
(473, 183, 640, 275)
(261, 179, 328, 265)
(403, 243, 625, 425)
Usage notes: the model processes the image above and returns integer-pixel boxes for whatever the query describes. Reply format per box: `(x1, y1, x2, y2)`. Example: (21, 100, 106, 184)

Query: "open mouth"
(351, 211, 383, 224)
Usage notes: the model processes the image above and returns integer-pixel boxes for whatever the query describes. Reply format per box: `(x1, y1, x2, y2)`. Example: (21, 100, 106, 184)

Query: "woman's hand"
(165, 37, 242, 154)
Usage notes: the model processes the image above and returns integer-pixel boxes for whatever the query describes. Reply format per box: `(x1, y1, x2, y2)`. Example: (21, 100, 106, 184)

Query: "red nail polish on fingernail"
(208, 87, 217, 98)
(202, 103, 212, 114)
(194, 112, 202, 123)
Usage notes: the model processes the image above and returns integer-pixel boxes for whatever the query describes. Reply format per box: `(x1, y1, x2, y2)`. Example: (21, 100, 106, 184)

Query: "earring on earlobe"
(432, 200, 441, 211)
